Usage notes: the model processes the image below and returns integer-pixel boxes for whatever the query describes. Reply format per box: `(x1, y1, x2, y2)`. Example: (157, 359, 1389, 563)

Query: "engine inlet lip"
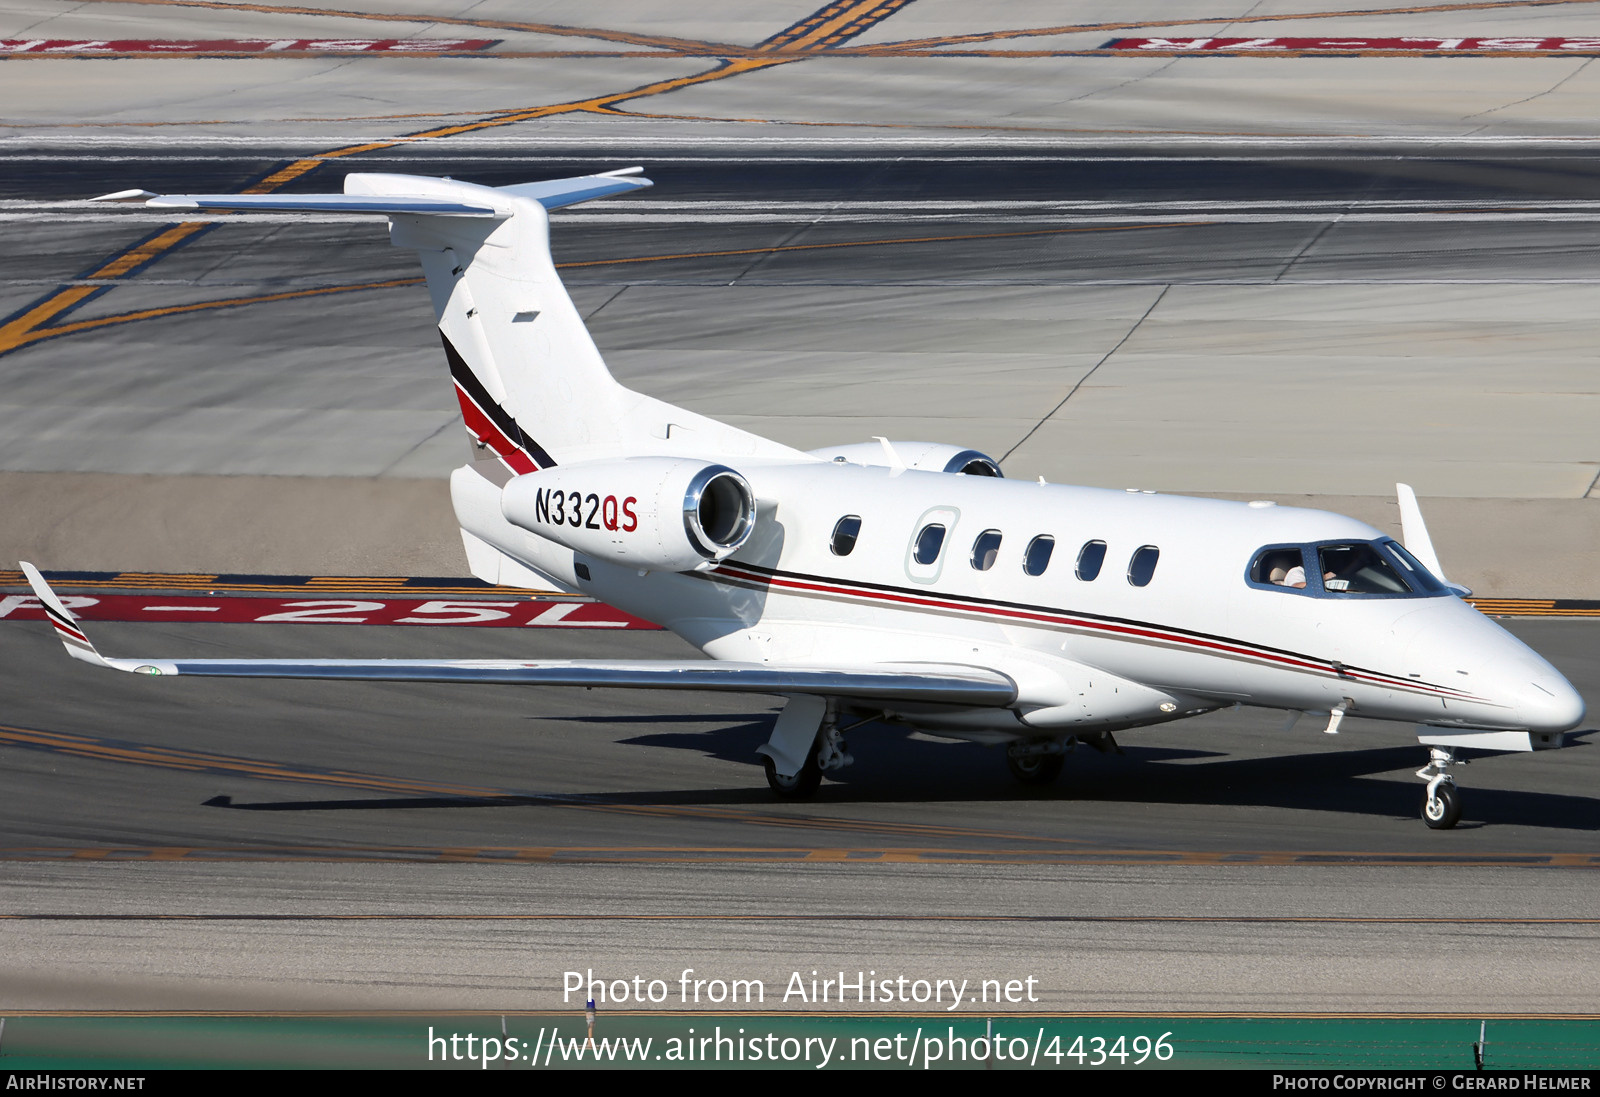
(683, 464, 756, 559)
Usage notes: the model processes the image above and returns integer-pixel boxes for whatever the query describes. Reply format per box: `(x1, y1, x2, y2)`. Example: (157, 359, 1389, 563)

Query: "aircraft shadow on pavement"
(203, 715, 1599, 831)
(620, 718, 1599, 830)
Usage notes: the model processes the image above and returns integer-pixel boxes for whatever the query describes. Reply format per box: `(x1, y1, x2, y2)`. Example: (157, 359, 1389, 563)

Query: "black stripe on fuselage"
(439, 332, 558, 470)
(703, 560, 1478, 702)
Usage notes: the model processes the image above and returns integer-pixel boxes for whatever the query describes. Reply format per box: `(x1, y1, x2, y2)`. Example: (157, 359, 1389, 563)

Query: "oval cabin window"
(913, 523, 947, 565)
(1076, 540, 1107, 581)
(970, 529, 1002, 571)
(1023, 535, 1055, 576)
(831, 515, 862, 556)
(1128, 545, 1160, 587)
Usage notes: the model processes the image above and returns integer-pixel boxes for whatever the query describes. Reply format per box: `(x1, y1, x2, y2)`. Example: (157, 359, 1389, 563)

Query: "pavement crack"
(1271, 216, 1340, 283)
(582, 286, 629, 321)
(375, 415, 457, 477)
(1464, 57, 1595, 119)
(1000, 284, 1169, 464)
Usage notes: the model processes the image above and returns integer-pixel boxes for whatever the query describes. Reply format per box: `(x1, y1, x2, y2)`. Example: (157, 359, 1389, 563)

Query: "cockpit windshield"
(1318, 543, 1411, 594)
(1378, 539, 1449, 594)
(1249, 539, 1448, 597)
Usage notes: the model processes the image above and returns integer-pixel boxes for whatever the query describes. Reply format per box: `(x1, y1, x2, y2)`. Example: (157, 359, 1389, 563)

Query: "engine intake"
(501, 457, 756, 573)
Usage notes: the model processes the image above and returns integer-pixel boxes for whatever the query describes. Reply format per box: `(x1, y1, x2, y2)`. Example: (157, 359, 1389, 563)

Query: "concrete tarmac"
(3, 147, 1599, 592)
(3, 1, 1600, 1023)
(0, 617, 1596, 1011)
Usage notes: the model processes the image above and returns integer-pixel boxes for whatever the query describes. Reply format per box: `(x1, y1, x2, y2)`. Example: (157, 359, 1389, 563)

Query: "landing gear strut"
(759, 699, 858, 799)
(1417, 745, 1465, 829)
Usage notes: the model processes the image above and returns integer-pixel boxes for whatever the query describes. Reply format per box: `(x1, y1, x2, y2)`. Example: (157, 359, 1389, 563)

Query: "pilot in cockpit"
(1266, 551, 1305, 588)
(1267, 550, 1335, 590)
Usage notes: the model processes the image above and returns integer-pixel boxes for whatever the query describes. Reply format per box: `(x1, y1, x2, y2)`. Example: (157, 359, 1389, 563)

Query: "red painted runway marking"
(1107, 35, 1600, 52)
(0, 38, 498, 54)
(0, 594, 660, 629)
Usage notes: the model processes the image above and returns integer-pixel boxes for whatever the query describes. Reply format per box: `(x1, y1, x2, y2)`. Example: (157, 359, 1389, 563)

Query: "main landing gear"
(761, 705, 858, 800)
(1417, 745, 1466, 829)
(763, 749, 821, 799)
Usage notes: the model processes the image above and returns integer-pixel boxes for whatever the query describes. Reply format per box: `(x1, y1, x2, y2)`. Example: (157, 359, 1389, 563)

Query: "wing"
(18, 564, 1016, 706)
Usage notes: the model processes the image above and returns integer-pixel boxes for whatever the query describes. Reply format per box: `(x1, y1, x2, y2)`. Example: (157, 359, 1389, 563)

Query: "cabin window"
(1318, 542, 1411, 595)
(1076, 540, 1107, 581)
(913, 523, 947, 565)
(1128, 545, 1160, 587)
(830, 515, 862, 556)
(1252, 547, 1308, 588)
(1023, 535, 1055, 576)
(970, 529, 1002, 571)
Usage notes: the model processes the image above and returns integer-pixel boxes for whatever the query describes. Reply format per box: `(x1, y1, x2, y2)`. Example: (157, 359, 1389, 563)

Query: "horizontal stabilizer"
(103, 169, 653, 218)
(495, 169, 653, 210)
(142, 194, 501, 217)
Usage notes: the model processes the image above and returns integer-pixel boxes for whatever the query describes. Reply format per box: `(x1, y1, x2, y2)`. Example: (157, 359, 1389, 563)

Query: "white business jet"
(24, 169, 1585, 829)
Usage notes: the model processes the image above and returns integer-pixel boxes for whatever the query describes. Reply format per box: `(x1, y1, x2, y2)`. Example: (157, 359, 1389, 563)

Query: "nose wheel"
(1423, 783, 1461, 829)
(1417, 746, 1465, 829)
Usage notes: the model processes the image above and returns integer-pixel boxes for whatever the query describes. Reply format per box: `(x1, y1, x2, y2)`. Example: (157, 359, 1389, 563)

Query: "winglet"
(1395, 485, 1442, 575)
(1395, 485, 1471, 596)
(19, 562, 109, 666)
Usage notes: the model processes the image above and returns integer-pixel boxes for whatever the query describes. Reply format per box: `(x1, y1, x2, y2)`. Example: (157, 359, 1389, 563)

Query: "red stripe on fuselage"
(706, 563, 1482, 704)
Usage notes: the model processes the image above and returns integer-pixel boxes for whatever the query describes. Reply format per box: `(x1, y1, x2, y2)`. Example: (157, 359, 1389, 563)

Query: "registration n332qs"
(26, 169, 1585, 830)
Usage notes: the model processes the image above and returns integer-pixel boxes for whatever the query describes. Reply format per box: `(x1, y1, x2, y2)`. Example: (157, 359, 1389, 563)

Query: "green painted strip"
(1, 1015, 1597, 1070)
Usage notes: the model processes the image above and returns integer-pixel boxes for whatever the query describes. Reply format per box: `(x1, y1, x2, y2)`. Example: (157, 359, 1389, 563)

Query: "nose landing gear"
(1417, 745, 1465, 829)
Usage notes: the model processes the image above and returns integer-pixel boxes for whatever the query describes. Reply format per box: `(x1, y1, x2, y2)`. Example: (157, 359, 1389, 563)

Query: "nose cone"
(1401, 601, 1585, 732)
(1519, 674, 1586, 733)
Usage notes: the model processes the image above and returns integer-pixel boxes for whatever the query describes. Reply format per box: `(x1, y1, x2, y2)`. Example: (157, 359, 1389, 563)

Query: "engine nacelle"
(500, 457, 756, 573)
(807, 440, 1002, 477)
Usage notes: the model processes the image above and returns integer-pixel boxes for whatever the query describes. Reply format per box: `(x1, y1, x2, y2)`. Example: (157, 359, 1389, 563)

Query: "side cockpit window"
(1251, 547, 1308, 589)
(1250, 540, 1446, 597)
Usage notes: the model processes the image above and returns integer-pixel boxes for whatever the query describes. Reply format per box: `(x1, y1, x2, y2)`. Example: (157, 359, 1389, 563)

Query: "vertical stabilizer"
(342, 171, 806, 473)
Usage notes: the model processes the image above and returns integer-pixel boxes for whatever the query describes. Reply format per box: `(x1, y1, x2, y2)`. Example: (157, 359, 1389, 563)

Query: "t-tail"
(109, 169, 808, 587)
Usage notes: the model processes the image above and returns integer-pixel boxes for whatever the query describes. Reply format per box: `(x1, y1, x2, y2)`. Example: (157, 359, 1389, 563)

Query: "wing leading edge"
(18, 564, 1016, 706)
